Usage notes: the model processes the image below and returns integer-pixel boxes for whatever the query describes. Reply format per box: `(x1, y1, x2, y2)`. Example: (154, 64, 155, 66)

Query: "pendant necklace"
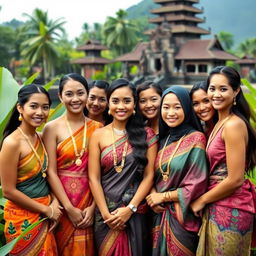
(159, 134, 185, 182)
(65, 116, 87, 166)
(18, 127, 48, 178)
(111, 124, 128, 173)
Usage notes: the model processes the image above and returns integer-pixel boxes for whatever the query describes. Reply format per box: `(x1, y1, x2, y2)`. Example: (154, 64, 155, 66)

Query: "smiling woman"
(0, 84, 61, 255)
(88, 78, 158, 256)
(42, 73, 102, 255)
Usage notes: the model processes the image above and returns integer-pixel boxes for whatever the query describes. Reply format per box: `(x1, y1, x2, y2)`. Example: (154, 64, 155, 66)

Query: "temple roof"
(149, 14, 204, 24)
(145, 25, 209, 35)
(151, 5, 203, 14)
(154, 0, 199, 3)
(77, 39, 108, 51)
(71, 56, 111, 65)
(175, 38, 238, 60)
(236, 56, 256, 64)
(114, 42, 149, 62)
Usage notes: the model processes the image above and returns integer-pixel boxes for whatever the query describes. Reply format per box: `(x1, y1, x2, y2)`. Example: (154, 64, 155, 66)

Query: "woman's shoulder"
(186, 131, 207, 147)
(86, 117, 103, 129)
(1, 130, 21, 151)
(44, 116, 63, 130)
(224, 115, 247, 131)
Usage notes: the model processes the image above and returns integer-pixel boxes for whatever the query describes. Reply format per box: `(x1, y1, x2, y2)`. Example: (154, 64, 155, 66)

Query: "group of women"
(0, 66, 255, 256)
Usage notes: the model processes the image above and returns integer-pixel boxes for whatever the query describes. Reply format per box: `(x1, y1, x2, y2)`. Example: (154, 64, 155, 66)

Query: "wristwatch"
(128, 204, 137, 213)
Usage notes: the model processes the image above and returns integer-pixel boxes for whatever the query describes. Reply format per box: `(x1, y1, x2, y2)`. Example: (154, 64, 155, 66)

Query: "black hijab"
(159, 86, 203, 145)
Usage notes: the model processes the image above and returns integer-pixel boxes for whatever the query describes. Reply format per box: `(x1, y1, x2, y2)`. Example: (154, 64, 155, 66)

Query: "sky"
(0, 0, 142, 40)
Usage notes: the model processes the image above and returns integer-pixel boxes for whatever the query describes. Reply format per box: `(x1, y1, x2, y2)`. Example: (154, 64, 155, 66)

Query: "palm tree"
(102, 9, 138, 56)
(21, 8, 66, 81)
(218, 31, 234, 51)
(237, 38, 256, 58)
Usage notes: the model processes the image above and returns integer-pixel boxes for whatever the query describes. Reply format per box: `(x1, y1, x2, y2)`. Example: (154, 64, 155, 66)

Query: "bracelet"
(49, 205, 54, 219)
(163, 192, 168, 202)
(163, 191, 173, 202)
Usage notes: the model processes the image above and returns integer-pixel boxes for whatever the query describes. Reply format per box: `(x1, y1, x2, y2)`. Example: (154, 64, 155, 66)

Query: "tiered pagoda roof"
(149, 0, 210, 36)
(72, 39, 110, 65)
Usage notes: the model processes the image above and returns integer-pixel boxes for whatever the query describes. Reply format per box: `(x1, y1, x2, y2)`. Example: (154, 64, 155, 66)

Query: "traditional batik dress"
(95, 127, 157, 256)
(152, 131, 208, 256)
(4, 135, 57, 256)
(55, 119, 102, 255)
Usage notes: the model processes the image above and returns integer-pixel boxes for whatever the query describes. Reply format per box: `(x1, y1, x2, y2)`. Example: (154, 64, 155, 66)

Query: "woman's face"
(138, 88, 161, 120)
(208, 74, 238, 112)
(18, 93, 50, 128)
(86, 87, 107, 117)
(59, 79, 87, 114)
(109, 86, 135, 122)
(192, 89, 215, 122)
(161, 93, 185, 128)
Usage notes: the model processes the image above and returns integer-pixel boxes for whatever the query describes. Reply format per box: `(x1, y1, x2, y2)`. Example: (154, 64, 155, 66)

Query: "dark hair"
(59, 73, 88, 95)
(1, 84, 51, 146)
(190, 80, 218, 124)
(84, 80, 112, 124)
(108, 78, 148, 168)
(207, 66, 256, 171)
(136, 80, 162, 97)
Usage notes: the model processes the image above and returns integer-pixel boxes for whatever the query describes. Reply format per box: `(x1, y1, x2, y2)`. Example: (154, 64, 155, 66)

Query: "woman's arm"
(88, 130, 111, 220)
(0, 137, 60, 220)
(42, 123, 84, 226)
(191, 118, 247, 214)
(105, 142, 158, 227)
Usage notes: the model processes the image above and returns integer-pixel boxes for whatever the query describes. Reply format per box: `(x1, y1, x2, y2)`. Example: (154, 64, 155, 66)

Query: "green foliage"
(242, 78, 256, 183)
(218, 31, 234, 51)
(237, 38, 256, 58)
(102, 9, 139, 56)
(0, 25, 16, 67)
(21, 8, 66, 81)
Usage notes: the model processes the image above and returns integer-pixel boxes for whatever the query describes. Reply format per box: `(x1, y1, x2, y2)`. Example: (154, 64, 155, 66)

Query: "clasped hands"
(67, 204, 94, 229)
(104, 207, 132, 231)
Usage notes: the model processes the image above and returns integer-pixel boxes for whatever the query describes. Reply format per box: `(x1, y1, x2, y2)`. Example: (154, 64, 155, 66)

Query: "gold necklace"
(18, 127, 48, 178)
(159, 135, 185, 182)
(111, 124, 129, 173)
(65, 116, 87, 166)
(206, 114, 232, 150)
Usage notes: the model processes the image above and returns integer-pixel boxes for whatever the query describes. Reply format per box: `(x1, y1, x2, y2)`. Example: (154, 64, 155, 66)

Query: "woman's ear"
(16, 103, 22, 114)
(58, 93, 63, 103)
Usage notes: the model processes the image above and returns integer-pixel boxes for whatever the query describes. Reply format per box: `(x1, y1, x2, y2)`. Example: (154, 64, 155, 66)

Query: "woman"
(0, 84, 61, 255)
(43, 73, 102, 255)
(146, 85, 208, 256)
(137, 80, 162, 135)
(190, 81, 217, 137)
(191, 66, 256, 255)
(85, 79, 111, 125)
(88, 78, 157, 256)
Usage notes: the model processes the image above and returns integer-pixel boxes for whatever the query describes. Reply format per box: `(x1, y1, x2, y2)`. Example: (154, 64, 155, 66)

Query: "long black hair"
(108, 78, 148, 168)
(207, 66, 256, 171)
(84, 80, 112, 124)
(190, 80, 218, 124)
(59, 73, 89, 95)
(1, 84, 51, 148)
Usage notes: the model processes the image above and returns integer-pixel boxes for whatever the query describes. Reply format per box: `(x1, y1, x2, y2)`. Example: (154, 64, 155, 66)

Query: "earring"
(133, 110, 136, 115)
(233, 97, 236, 105)
(108, 110, 111, 115)
(18, 114, 22, 121)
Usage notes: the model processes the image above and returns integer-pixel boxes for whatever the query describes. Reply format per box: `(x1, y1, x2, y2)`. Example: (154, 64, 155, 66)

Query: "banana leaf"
(0, 218, 47, 256)
(0, 67, 20, 140)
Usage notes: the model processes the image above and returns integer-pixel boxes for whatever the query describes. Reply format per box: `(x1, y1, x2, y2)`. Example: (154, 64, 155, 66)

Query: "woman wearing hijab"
(146, 86, 209, 255)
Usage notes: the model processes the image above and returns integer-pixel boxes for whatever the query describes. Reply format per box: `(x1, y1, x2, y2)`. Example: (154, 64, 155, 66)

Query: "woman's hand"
(46, 199, 63, 221)
(66, 206, 84, 227)
(77, 204, 95, 229)
(151, 204, 165, 214)
(104, 207, 132, 230)
(146, 192, 164, 207)
(190, 197, 205, 217)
